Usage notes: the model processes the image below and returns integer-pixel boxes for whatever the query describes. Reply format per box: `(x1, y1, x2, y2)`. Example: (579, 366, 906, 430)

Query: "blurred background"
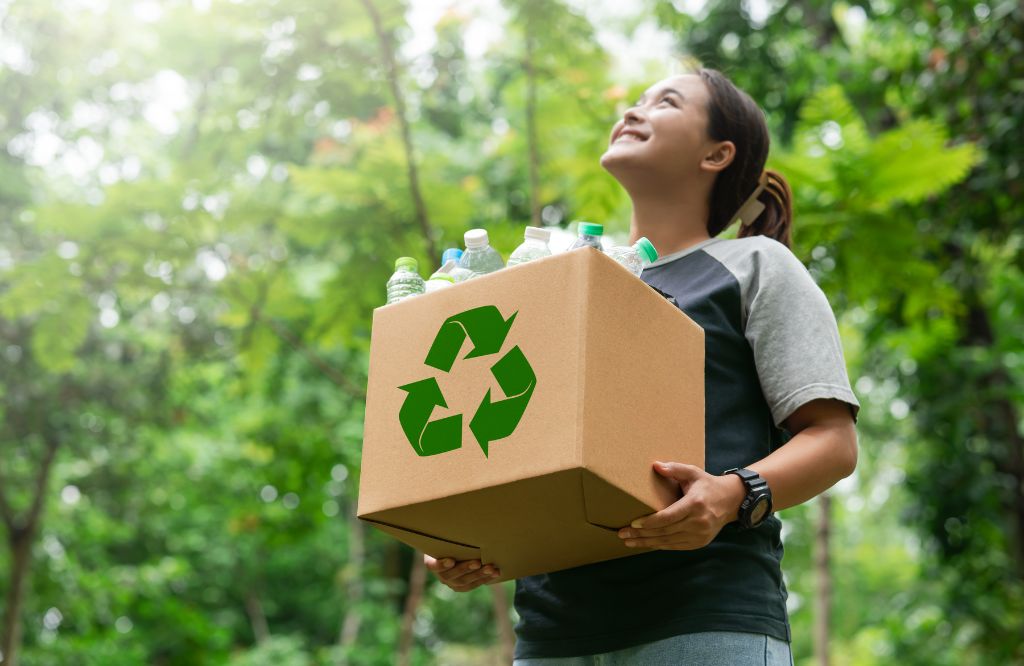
(1, 0, 1022, 664)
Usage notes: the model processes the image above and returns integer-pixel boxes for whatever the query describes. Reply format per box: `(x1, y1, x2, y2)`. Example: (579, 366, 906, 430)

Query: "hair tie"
(733, 172, 769, 227)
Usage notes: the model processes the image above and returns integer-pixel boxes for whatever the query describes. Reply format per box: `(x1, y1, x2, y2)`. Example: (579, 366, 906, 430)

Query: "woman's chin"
(600, 145, 645, 175)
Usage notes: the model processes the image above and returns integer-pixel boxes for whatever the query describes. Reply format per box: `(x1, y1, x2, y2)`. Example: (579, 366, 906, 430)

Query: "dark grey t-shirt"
(513, 235, 859, 659)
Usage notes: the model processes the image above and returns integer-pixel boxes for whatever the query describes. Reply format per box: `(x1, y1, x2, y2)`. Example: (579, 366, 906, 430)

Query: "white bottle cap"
(524, 226, 551, 242)
(464, 228, 489, 249)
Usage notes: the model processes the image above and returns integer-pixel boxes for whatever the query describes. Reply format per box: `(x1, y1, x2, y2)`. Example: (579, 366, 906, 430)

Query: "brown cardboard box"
(357, 247, 704, 582)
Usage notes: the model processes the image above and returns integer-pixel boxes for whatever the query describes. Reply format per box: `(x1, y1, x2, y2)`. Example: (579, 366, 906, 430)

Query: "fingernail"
(482, 566, 493, 575)
(491, 570, 501, 577)
(618, 529, 631, 538)
(442, 559, 454, 568)
(631, 520, 644, 529)
(624, 540, 636, 547)
(469, 562, 480, 570)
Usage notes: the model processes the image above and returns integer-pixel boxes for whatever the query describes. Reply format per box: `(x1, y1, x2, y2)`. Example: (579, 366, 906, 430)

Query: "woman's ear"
(700, 140, 736, 173)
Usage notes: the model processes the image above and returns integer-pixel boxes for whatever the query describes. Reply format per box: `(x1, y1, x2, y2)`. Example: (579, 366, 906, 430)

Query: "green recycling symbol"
(398, 305, 537, 458)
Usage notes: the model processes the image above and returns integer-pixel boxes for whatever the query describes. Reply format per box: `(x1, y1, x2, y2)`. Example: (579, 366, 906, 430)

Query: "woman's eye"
(660, 97, 676, 107)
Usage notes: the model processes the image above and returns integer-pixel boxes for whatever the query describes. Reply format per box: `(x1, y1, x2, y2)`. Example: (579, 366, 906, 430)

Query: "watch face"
(749, 497, 770, 525)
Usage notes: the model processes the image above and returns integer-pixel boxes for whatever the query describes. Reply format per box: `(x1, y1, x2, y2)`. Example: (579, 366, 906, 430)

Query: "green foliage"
(1, 0, 1022, 663)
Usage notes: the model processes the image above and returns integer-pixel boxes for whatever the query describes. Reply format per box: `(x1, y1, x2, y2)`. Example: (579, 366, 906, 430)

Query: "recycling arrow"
(424, 305, 518, 373)
(469, 345, 536, 457)
(397, 378, 463, 457)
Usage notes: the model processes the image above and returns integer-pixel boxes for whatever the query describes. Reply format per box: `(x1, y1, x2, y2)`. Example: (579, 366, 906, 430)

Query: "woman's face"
(600, 74, 726, 185)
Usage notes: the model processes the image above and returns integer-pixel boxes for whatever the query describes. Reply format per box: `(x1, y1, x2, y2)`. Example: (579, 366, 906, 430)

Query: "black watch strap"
(723, 467, 773, 528)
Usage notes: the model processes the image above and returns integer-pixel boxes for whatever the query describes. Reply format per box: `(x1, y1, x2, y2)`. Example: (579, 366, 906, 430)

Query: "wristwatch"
(723, 468, 773, 529)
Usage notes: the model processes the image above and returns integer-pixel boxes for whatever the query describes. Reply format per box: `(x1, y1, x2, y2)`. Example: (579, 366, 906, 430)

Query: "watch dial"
(750, 497, 769, 524)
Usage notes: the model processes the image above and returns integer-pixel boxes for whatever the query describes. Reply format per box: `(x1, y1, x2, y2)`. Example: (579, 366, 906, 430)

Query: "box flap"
(361, 517, 484, 563)
(580, 468, 679, 530)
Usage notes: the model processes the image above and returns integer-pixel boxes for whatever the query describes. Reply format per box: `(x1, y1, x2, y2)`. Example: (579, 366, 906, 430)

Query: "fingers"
(628, 495, 695, 531)
(653, 461, 705, 489)
(423, 554, 501, 592)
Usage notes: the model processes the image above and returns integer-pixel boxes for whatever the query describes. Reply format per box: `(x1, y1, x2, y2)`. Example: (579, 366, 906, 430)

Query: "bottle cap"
(578, 222, 604, 237)
(524, 226, 552, 242)
(441, 248, 463, 264)
(464, 228, 490, 249)
(428, 273, 455, 283)
(634, 237, 658, 264)
(395, 257, 418, 271)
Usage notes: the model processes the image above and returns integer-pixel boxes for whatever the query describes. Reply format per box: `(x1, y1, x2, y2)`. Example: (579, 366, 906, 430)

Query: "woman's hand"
(424, 554, 502, 592)
(617, 461, 746, 551)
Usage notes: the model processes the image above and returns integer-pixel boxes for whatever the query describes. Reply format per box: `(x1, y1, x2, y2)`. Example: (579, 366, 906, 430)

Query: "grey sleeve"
(707, 237, 860, 428)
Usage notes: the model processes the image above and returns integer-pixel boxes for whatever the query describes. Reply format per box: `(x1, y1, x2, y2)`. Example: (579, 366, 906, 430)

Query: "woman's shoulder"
(704, 235, 808, 279)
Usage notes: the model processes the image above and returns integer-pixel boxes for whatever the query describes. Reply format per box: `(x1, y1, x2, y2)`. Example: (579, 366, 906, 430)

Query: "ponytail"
(736, 169, 793, 248)
(698, 68, 795, 249)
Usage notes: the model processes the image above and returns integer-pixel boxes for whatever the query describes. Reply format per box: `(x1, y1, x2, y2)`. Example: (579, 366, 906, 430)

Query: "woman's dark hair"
(697, 68, 793, 248)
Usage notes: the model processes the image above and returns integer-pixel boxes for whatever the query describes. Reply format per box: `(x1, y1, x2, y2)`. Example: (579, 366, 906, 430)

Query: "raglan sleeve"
(742, 239, 860, 428)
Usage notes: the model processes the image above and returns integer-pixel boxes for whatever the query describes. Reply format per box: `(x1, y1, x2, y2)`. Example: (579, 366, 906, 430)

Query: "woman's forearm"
(719, 399, 858, 520)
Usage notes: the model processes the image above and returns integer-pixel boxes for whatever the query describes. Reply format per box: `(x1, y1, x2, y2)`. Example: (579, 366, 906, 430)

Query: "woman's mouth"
(613, 130, 649, 144)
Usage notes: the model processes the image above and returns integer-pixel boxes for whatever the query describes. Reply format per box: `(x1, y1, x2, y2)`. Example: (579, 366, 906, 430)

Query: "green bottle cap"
(395, 257, 418, 271)
(579, 222, 604, 236)
(429, 273, 455, 283)
(635, 237, 658, 264)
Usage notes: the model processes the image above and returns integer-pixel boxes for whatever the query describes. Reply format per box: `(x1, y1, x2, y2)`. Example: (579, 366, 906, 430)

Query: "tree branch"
(360, 0, 438, 261)
(0, 467, 18, 532)
(224, 273, 366, 401)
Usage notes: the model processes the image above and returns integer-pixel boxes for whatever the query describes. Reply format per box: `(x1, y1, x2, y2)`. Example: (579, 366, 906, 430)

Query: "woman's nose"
(622, 105, 644, 125)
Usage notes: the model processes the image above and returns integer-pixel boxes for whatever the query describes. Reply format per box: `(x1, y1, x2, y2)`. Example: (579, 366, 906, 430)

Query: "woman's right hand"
(424, 554, 501, 592)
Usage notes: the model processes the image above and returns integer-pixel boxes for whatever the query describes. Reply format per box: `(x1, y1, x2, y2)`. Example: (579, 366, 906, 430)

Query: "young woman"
(425, 68, 860, 665)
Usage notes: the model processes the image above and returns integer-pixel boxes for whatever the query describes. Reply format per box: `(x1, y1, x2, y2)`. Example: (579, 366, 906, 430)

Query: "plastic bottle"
(385, 257, 425, 305)
(440, 247, 474, 283)
(567, 222, 604, 252)
(457, 229, 505, 277)
(507, 226, 553, 267)
(607, 237, 659, 277)
(424, 272, 455, 294)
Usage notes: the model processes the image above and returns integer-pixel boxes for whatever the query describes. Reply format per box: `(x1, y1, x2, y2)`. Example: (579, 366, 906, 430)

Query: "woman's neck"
(626, 191, 712, 258)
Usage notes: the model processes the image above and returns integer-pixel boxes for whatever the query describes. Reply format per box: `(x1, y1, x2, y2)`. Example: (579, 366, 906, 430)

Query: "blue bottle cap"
(442, 248, 463, 264)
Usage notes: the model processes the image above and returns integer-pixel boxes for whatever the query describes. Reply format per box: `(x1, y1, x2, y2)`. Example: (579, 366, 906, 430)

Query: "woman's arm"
(617, 398, 857, 550)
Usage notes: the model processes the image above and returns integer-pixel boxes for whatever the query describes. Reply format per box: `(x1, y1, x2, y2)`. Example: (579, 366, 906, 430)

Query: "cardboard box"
(357, 247, 704, 581)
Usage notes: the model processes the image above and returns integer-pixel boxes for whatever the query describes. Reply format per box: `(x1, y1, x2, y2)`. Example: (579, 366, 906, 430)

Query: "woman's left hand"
(617, 461, 746, 551)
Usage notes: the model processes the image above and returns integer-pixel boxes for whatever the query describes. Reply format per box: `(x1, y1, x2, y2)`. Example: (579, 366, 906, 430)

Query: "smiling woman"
(502, 68, 860, 665)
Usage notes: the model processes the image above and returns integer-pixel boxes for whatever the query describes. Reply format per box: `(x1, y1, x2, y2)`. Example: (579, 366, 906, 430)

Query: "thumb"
(653, 461, 703, 489)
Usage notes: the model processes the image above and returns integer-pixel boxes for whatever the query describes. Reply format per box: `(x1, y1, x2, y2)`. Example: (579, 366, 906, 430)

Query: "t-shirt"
(512, 235, 860, 659)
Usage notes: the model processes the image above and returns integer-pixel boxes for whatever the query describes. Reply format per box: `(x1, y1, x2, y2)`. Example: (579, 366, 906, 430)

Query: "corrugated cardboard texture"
(580, 251, 705, 519)
(358, 248, 705, 579)
(359, 251, 587, 515)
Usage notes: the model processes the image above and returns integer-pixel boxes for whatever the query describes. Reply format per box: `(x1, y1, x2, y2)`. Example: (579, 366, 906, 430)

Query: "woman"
(425, 68, 860, 665)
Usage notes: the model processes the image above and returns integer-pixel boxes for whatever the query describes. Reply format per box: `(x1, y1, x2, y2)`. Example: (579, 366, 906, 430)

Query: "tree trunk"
(524, 24, 542, 227)
(0, 437, 59, 666)
(360, 0, 437, 261)
(1, 528, 32, 666)
(339, 511, 366, 647)
(244, 591, 270, 644)
(491, 583, 514, 664)
(814, 492, 831, 666)
(396, 554, 427, 666)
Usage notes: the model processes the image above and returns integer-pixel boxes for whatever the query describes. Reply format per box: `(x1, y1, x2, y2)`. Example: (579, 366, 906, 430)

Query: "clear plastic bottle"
(440, 247, 474, 283)
(385, 257, 425, 305)
(568, 222, 604, 252)
(457, 229, 505, 277)
(424, 272, 455, 293)
(507, 226, 553, 267)
(607, 237, 659, 277)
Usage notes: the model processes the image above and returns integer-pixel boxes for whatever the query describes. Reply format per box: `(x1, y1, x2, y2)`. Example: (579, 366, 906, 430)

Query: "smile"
(613, 130, 649, 144)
